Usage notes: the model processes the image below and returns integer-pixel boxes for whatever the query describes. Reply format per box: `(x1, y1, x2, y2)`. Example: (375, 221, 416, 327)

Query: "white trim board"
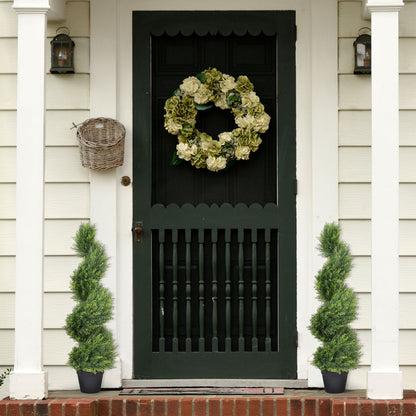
(90, 0, 338, 385)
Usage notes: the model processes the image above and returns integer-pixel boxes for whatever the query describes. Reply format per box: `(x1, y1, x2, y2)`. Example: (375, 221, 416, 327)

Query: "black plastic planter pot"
(321, 371, 348, 393)
(77, 370, 103, 393)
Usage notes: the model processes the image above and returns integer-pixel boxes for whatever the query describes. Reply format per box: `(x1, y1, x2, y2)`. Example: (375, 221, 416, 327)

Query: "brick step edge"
(1, 397, 416, 416)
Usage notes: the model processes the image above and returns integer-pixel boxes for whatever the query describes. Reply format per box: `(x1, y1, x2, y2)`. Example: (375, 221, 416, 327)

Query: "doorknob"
(134, 221, 143, 243)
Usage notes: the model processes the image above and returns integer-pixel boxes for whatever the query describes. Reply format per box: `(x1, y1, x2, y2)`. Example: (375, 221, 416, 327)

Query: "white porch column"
(10, 0, 49, 400)
(367, 0, 404, 400)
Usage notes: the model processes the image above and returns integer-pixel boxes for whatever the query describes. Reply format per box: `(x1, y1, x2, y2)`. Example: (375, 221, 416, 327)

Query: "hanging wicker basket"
(76, 117, 125, 171)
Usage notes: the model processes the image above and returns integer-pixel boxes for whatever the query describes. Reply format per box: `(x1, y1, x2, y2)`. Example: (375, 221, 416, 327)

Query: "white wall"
(338, 0, 416, 389)
(0, 0, 91, 390)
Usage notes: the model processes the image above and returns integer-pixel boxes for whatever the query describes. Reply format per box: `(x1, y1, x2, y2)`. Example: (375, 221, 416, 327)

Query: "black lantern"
(50, 27, 75, 74)
(353, 27, 371, 74)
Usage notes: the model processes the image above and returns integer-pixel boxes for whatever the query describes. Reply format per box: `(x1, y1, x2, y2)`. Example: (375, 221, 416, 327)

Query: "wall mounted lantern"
(50, 27, 75, 74)
(353, 27, 371, 74)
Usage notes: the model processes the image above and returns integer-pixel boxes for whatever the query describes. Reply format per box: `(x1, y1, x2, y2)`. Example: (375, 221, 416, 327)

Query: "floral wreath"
(163, 68, 271, 172)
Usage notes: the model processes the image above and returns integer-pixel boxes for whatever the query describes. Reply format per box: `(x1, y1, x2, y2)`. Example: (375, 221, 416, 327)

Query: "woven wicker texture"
(76, 117, 125, 171)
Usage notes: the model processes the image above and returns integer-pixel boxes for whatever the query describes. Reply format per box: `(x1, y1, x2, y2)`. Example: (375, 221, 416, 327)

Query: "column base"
(9, 371, 48, 399)
(367, 371, 402, 399)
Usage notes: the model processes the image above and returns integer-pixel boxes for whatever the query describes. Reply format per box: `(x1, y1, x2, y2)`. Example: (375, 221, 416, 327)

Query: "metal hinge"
(294, 179, 298, 195)
(295, 25, 297, 42)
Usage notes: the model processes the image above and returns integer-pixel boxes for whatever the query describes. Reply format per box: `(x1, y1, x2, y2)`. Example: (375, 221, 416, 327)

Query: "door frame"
(89, 0, 338, 386)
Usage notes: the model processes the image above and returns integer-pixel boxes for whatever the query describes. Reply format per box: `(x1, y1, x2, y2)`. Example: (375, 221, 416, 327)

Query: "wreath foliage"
(164, 68, 271, 172)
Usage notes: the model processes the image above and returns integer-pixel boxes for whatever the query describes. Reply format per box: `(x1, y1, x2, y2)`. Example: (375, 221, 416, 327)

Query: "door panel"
(133, 11, 296, 379)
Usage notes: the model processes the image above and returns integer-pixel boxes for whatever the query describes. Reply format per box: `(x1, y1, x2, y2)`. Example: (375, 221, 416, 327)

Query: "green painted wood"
(198, 229, 205, 352)
(238, 229, 245, 352)
(159, 229, 165, 352)
(251, 229, 258, 352)
(172, 229, 179, 353)
(185, 229, 192, 352)
(265, 229, 272, 352)
(225, 229, 232, 352)
(133, 10, 296, 379)
(211, 229, 218, 352)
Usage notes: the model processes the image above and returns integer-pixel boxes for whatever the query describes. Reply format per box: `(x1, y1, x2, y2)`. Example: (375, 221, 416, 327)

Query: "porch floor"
(2, 389, 416, 416)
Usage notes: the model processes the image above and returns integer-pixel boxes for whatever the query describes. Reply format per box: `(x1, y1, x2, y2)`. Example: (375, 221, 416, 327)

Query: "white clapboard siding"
(399, 2, 416, 37)
(0, 293, 14, 328)
(339, 111, 416, 146)
(339, 183, 371, 219)
(46, 110, 89, 146)
(399, 330, 416, 365)
(44, 219, 85, 256)
(0, 257, 15, 292)
(0, 38, 16, 73)
(339, 75, 371, 110)
(338, 38, 354, 74)
(400, 147, 416, 182)
(45, 147, 89, 183)
(0, 147, 15, 183)
(46, 74, 89, 110)
(0, 75, 16, 110)
(400, 257, 416, 292)
(339, 220, 371, 256)
(400, 111, 416, 146)
(44, 256, 80, 292)
(0, 183, 15, 219)
(399, 38, 416, 73)
(357, 329, 370, 365)
(47, 1, 90, 38)
(400, 75, 416, 110)
(0, 111, 16, 146)
(0, 2, 16, 38)
(338, 2, 368, 38)
(340, 37, 416, 74)
(46, 37, 90, 75)
(339, 147, 371, 183)
(351, 293, 371, 329)
(46, 364, 121, 390)
(348, 256, 371, 293)
(0, 330, 13, 364)
(44, 292, 75, 329)
(400, 294, 416, 329)
(400, 220, 416, 256)
(338, 111, 371, 147)
(400, 184, 416, 218)
(403, 367, 416, 389)
(0, 220, 15, 256)
(346, 366, 369, 390)
(45, 366, 80, 390)
(45, 183, 90, 219)
(44, 329, 75, 365)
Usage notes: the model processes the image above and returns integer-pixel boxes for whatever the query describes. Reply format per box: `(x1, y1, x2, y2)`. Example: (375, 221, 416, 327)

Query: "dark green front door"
(133, 11, 296, 379)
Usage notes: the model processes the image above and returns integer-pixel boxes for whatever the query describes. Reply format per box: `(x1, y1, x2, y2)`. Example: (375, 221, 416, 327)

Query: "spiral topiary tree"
(310, 223, 360, 377)
(66, 223, 116, 378)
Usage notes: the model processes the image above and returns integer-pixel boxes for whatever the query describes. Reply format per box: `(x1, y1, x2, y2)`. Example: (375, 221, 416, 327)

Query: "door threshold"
(122, 379, 308, 388)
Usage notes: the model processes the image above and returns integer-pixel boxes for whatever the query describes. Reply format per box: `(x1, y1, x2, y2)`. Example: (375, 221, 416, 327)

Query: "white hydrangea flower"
(165, 118, 183, 135)
(253, 113, 271, 133)
(219, 75, 236, 93)
(180, 76, 201, 95)
(176, 142, 197, 161)
(241, 91, 260, 108)
(235, 146, 251, 160)
(218, 132, 233, 145)
(235, 114, 255, 129)
(215, 94, 229, 110)
(206, 156, 227, 172)
(194, 85, 212, 104)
